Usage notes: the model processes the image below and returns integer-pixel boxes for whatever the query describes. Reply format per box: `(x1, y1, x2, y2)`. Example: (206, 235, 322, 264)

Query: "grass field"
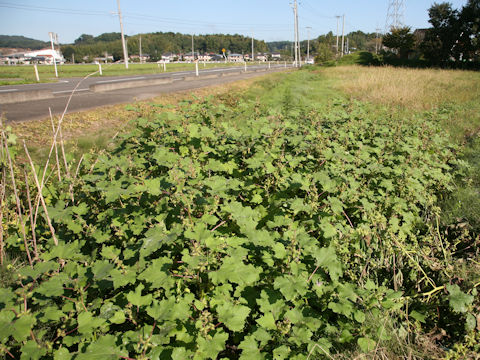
(0, 61, 277, 85)
(2, 62, 479, 359)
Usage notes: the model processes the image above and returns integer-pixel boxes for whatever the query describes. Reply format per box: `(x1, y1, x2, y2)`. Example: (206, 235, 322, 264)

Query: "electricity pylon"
(385, 0, 405, 32)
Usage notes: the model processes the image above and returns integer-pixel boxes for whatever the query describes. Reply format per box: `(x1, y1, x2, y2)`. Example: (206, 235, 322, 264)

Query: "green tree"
(95, 32, 121, 42)
(61, 45, 75, 62)
(458, 0, 480, 61)
(382, 26, 415, 58)
(421, 3, 461, 64)
(314, 43, 334, 64)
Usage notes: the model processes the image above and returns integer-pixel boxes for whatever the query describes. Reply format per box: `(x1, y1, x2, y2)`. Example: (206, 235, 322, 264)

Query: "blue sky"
(0, 0, 469, 44)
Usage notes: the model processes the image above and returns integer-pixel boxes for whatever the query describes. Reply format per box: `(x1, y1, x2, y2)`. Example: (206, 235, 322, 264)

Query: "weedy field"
(0, 65, 479, 359)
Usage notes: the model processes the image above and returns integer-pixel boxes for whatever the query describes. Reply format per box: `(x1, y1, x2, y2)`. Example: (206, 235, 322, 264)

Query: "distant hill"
(0, 35, 49, 50)
(267, 41, 293, 52)
(74, 33, 122, 45)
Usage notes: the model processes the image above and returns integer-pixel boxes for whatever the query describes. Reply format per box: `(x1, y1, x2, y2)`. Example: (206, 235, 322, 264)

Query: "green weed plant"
(0, 71, 478, 359)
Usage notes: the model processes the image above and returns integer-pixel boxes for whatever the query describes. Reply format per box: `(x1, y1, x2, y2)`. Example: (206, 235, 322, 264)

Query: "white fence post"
(34, 64, 40, 82)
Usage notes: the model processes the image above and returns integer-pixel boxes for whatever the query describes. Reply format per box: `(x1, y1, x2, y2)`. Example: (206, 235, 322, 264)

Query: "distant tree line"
(60, 32, 269, 62)
(268, 31, 378, 59)
(0, 35, 48, 51)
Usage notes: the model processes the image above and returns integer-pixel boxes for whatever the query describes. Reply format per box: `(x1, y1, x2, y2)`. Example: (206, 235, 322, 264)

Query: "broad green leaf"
(312, 246, 342, 281)
(354, 310, 366, 323)
(138, 258, 173, 290)
(76, 335, 127, 360)
(358, 337, 376, 353)
(256, 313, 276, 330)
(20, 340, 47, 360)
(239, 336, 263, 359)
(273, 242, 287, 259)
(216, 302, 250, 332)
(273, 345, 290, 360)
(126, 284, 153, 307)
(409, 310, 426, 323)
(195, 331, 228, 360)
(109, 311, 126, 325)
(12, 314, 36, 342)
(54, 347, 72, 360)
(447, 284, 474, 313)
(78, 312, 106, 334)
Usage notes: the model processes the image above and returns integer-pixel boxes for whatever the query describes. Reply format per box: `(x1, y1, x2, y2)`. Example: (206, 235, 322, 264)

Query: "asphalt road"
(0, 64, 291, 123)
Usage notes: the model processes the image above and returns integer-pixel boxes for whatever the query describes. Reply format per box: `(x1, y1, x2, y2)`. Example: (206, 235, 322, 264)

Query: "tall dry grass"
(327, 66, 480, 110)
(325, 65, 480, 140)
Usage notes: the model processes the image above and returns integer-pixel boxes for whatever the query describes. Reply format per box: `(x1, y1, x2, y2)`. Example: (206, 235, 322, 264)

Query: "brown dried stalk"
(23, 141, 58, 246)
(49, 108, 61, 182)
(24, 170, 38, 260)
(2, 133, 33, 267)
(0, 164, 6, 266)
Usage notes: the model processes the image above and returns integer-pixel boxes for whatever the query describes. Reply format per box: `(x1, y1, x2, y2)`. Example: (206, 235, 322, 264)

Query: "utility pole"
(48, 32, 58, 77)
(252, 31, 254, 61)
(139, 35, 142, 63)
(296, 0, 300, 66)
(335, 15, 341, 56)
(306, 26, 312, 63)
(346, 37, 349, 54)
(191, 34, 195, 61)
(116, 0, 128, 69)
(375, 27, 382, 54)
(341, 14, 345, 57)
(292, 0, 299, 67)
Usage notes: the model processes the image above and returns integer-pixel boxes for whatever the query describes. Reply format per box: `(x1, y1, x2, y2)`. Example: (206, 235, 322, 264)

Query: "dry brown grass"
(326, 65, 480, 110)
(322, 65, 480, 141)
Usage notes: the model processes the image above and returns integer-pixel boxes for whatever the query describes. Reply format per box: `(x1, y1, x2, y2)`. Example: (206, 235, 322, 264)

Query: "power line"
(0, 2, 108, 16)
(298, 0, 335, 20)
(0, 2, 290, 31)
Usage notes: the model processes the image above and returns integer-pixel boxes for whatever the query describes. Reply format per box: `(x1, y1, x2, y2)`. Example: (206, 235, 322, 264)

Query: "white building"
(227, 53, 244, 62)
(256, 53, 268, 62)
(161, 53, 177, 62)
(183, 52, 196, 62)
(198, 54, 213, 62)
(24, 48, 64, 64)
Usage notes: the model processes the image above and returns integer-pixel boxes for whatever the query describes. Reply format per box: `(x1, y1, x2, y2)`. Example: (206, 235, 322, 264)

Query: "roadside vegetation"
(0, 63, 479, 359)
